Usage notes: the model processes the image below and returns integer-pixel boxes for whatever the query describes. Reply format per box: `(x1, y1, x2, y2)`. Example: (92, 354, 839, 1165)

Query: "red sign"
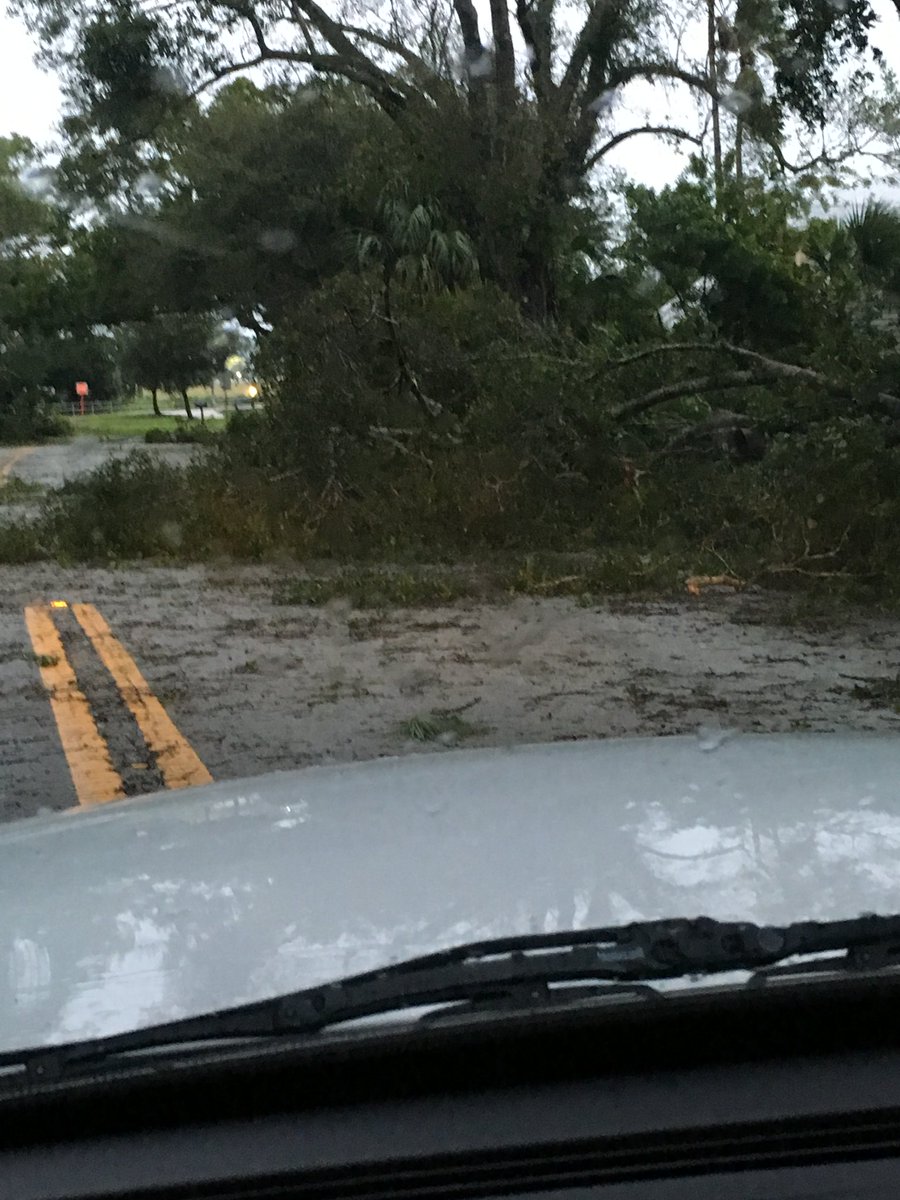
(75, 381, 89, 396)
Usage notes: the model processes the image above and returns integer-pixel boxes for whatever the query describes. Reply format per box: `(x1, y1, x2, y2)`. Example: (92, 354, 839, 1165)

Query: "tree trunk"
(181, 388, 194, 420)
(706, 0, 723, 201)
(150, 387, 161, 417)
(518, 241, 558, 321)
(735, 117, 744, 183)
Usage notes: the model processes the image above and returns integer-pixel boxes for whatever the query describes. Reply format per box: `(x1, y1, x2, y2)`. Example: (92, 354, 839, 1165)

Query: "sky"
(0, 15, 61, 144)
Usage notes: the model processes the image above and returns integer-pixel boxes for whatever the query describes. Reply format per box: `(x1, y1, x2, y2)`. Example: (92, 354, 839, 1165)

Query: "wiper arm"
(14, 913, 900, 1081)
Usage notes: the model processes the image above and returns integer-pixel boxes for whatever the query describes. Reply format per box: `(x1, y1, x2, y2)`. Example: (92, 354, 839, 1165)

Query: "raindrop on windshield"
(135, 171, 164, 199)
(587, 89, 617, 115)
(466, 48, 493, 78)
(152, 65, 189, 96)
(720, 88, 753, 116)
(696, 724, 736, 752)
(20, 166, 56, 198)
(258, 228, 297, 253)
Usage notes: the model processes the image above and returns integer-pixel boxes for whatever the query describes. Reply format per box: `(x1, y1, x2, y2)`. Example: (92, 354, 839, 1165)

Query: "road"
(0, 437, 196, 490)
(2, 561, 900, 823)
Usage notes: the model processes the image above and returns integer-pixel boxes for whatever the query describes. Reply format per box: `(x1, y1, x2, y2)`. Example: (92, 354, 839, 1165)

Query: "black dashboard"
(2, 971, 900, 1199)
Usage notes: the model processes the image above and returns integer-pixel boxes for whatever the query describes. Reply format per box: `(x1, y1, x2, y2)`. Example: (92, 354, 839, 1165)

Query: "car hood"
(2, 733, 900, 1055)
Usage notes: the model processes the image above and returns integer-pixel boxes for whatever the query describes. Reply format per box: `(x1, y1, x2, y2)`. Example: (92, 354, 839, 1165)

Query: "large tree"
(0, 136, 118, 439)
(14, 0, 894, 317)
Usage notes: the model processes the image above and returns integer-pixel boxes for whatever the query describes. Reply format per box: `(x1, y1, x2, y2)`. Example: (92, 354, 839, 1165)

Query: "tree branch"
(609, 340, 828, 388)
(558, 0, 614, 114)
(586, 124, 701, 167)
(608, 340, 720, 367)
(514, 0, 554, 102)
(612, 369, 787, 420)
(453, 0, 483, 58)
(608, 61, 717, 100)
(189, 55, 266, 98)
(488, 0, 517, 110)
(612, 342, 900, 421)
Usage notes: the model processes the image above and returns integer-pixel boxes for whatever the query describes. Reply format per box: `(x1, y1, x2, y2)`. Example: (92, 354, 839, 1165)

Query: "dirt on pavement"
(2, 563, 899, 821)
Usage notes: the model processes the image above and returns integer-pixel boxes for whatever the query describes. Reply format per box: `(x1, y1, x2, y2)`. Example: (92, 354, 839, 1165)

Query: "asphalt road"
(0, 437, 196, 489)
(3, 561, 900, 824)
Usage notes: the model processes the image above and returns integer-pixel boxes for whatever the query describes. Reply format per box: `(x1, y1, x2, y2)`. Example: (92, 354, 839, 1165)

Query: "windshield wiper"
(13, 913, 900, 1081)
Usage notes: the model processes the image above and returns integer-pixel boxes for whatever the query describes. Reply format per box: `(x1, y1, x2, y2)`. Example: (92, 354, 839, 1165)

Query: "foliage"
(5, 0, 900, 618)
(117, 311, 222, 416)
(20, 0, 899, 318)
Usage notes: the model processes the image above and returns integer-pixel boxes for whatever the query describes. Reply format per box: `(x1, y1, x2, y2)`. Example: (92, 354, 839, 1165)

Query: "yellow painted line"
(0, 446, 35, 481)
(72, 603, 212, 790)
(23, 605, 125, 807)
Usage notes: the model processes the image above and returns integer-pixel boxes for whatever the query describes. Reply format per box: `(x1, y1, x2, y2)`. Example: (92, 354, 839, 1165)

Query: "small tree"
(118, 312, 220, 417)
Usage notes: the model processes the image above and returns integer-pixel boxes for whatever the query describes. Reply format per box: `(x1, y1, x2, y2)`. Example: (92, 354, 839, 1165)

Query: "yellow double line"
(25, 602, 211, 807)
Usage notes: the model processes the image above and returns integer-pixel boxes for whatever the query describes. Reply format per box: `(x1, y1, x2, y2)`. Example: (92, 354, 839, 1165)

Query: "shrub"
(0, 393, 68, 444)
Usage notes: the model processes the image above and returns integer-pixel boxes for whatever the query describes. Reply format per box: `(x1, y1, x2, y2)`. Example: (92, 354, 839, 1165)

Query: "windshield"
(1, 0, 900, 1057)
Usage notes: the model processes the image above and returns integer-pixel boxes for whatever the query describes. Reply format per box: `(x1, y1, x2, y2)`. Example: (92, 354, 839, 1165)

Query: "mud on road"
(2, 563, 899, 822)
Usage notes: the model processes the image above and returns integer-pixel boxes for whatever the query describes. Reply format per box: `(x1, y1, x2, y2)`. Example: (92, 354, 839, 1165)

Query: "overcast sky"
(0, 0, 897, 193)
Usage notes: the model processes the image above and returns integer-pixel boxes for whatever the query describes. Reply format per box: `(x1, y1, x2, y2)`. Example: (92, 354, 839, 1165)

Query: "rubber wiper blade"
(14, 913, 900, 1080)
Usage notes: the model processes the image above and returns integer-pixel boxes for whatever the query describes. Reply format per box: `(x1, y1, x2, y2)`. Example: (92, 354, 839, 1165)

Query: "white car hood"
(2, 733, 899, 1055)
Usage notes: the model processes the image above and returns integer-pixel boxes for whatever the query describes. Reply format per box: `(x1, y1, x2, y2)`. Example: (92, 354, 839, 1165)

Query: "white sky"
(0, 15, 61, 145)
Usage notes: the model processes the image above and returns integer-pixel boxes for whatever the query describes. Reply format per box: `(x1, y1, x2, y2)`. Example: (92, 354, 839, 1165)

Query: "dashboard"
(1, 971, 900, 1199)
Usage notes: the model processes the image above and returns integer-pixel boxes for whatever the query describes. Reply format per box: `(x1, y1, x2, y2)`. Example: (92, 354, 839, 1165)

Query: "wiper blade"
(14, 913, 900, 1080)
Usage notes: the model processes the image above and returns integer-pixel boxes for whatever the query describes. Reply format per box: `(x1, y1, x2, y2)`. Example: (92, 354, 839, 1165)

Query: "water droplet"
(20, 166, 56, 198)
(159, 520, 183, 549)
(135, 170, 163, 198)
(152, 65, 188, 96)
(466, 47, 493, 78)
(696, 724, 736, 752)
(587, 89, 617, 115)
(258, 228, 296, 253)
(720, 88, 753, 115)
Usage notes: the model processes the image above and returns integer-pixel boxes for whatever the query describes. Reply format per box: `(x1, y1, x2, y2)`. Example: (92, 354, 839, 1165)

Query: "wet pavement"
(2, 562, 899, 822)
(0, 438, 196, 490)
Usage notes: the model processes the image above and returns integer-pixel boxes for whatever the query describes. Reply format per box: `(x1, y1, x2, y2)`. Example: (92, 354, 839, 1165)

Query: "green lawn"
(62, 411, 189, 437)
(61, 389, 229, 438)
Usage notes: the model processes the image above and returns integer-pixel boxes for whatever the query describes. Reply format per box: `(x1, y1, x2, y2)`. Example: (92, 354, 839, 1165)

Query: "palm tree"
(843, 200, 900, 295)
(357, 189, 479, 417)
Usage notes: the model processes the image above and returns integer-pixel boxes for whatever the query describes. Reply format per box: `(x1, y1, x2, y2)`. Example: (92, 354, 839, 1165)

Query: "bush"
(173, 421, 219, 444)
(0, 520, 45, 562)
(144, 423, 220, 445)
(0, 393, 68, 444)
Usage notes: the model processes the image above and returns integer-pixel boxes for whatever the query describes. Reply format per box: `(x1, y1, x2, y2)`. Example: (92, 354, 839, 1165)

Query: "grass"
(272, 554, 686, 610)
(63, 412, 187, 438)
(58, 388, 236, 439)
(275, 567, 474, 608)
(399, 708, 486, 744)
(0, 477, 44, 504)
(0, 520, 46, 562)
